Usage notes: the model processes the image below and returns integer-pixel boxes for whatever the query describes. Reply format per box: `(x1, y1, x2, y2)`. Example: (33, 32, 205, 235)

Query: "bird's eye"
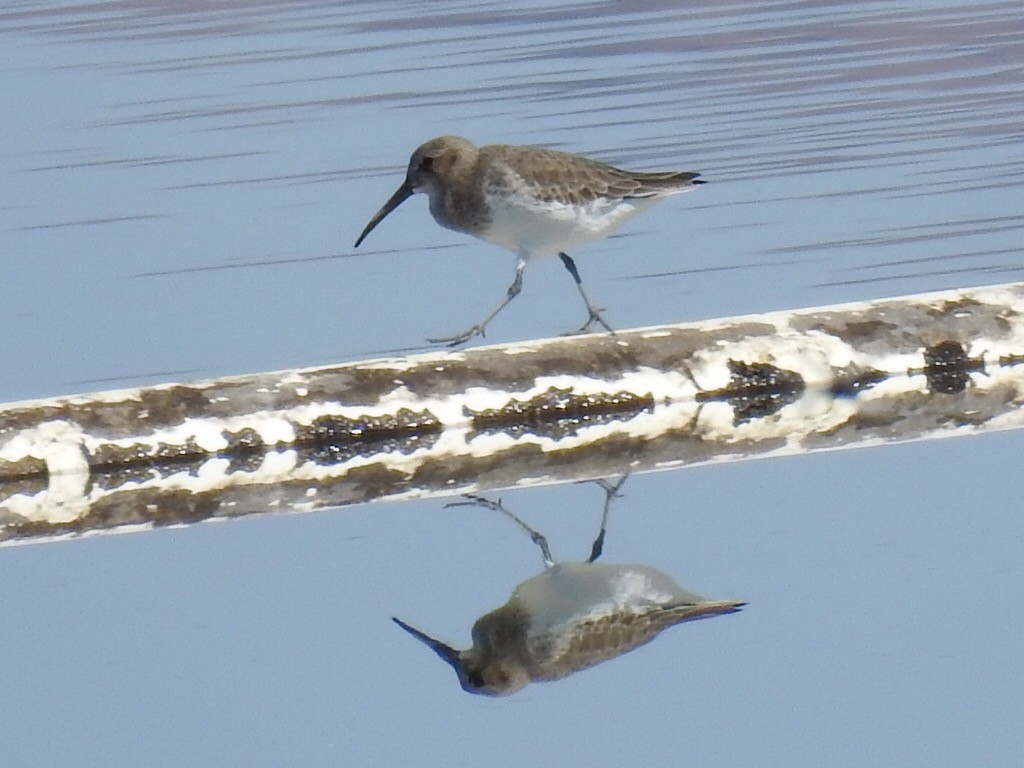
(467, 670, 485, 688)
(420, 155, 435, 171)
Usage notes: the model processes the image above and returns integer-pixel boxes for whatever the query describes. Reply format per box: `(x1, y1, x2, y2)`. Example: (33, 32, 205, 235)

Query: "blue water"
(1, 2, 1022, 766)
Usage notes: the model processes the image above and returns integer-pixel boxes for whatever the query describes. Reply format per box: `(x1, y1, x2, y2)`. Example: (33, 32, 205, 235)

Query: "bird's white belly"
(512, 562, 695, 634)
(479, 191, 655, 259)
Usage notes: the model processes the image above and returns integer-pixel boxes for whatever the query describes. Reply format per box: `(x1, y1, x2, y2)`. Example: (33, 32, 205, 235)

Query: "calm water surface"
(1, 2, 1022, 766)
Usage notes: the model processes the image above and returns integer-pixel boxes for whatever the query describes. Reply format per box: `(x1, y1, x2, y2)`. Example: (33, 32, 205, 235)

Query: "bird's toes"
(572, 310, 615, 336)
(427, 324, 485, 347)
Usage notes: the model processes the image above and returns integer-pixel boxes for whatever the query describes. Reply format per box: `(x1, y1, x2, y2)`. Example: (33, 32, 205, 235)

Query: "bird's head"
(354, 136, 478, 247)
(392, 616, 529, 697)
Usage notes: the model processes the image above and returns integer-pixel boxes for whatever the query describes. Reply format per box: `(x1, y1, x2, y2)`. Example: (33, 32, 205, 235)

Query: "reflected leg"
(447, 494, 555, 568)
(587, 475, 629, 562)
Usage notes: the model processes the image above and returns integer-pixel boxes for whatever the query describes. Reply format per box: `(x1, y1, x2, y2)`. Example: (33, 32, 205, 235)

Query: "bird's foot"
(427, 324, 486, 347)
(444, 494, 504, 514)
(573, 305, 615, 336)
(593, 475, 629, 502)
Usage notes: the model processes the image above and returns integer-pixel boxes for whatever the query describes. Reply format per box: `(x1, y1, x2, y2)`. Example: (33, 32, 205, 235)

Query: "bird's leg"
(558, 252, 615, 336)
(428, 259, 525, 347)
(587, 475, 629, 562)
(446, 494, 555, 568)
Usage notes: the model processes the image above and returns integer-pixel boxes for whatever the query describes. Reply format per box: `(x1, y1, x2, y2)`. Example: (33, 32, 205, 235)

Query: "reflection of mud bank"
(4, 281, 1024, 545)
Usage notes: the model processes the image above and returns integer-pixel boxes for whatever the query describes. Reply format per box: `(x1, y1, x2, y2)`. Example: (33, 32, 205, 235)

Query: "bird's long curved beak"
(392, 616, 461, 671)
(354, 181, 413, 247)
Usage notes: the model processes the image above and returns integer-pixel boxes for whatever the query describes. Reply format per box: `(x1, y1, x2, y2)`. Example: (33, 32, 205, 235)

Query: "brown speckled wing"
(529, 600, 742, 681)
(485, 145, 702, 206)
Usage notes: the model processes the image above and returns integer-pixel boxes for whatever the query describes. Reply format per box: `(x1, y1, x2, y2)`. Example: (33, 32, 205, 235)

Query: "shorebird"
(392, 480, 745, 696)
(354, 136, 705, 345)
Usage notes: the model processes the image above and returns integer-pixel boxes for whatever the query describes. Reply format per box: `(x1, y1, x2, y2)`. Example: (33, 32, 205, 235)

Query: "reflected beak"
(354, 181, 413, 247)
(392, 616, 461, 671)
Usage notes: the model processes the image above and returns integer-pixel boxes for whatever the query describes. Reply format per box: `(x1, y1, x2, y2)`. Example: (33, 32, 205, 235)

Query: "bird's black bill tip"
(392, 616, 461, 668)
(353, 181, 413, 248)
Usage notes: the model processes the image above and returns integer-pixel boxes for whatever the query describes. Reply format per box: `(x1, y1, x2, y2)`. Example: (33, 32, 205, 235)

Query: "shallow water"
(2, 2, 1022, 766)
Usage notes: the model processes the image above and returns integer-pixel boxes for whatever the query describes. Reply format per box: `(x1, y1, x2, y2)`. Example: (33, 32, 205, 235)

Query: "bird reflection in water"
(393, 479, 745, 696)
